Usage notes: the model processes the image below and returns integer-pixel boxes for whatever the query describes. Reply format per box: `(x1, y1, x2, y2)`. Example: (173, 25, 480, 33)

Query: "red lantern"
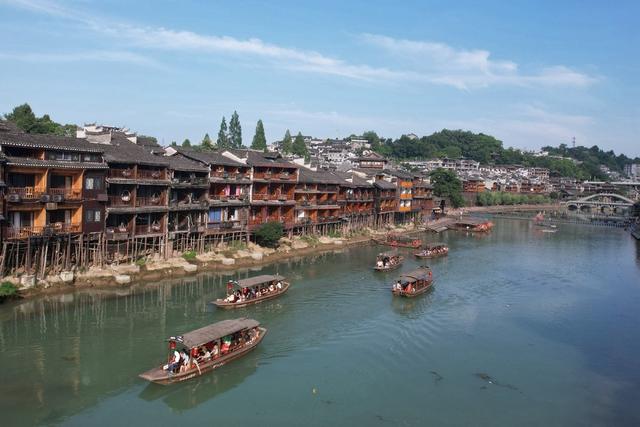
(169, 341, 176, 350)
(191, 347, 198, 357)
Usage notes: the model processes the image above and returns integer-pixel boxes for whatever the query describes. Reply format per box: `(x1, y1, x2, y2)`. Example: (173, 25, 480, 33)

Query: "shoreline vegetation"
(6, 204, 562, 301)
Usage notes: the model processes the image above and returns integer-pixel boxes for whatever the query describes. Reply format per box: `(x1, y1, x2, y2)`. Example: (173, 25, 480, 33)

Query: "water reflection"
(390, 289, 434, 318)
(139, 361, 258, 412)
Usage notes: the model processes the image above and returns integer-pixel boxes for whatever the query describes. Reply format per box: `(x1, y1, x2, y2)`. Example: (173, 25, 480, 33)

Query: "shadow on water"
(139, 361, 258, 413)
(390, 287, 435, 319)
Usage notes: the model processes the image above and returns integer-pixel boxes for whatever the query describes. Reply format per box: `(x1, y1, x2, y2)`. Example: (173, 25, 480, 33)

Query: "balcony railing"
(135, 196, 166, 207)
(137, 169, 166, 180)
(135, 223, 164, 235)
(109, 195, 134, 207)
(7, 187, 41, 200)
(108, 168, 135, 179)
(4, 223, 81, 239)
(49, 188, 82, 200)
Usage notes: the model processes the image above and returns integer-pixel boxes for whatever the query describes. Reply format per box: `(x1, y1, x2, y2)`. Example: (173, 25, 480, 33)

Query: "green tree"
(251, 119, 267, 151)
(429, 168, 464, 208)
(281, 129, 293, 154)
(171, 141, 178, 147)
(292, 132, 308, 156)
(217, 116, 229, 149)
(182, 139, 192, 147)
(255, 221, 284, 248)
(201, 133, 214, 150)
(5, 103, 37, 132)
(362, 130, 381, 151)
(229, 111, 242, 148)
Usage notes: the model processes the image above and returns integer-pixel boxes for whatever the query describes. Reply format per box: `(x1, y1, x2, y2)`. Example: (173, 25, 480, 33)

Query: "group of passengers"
(376, 255, 399, 269)
(224, 280, 283, 303)
(417, 245, 448, 257)
(163, 326, 261, 374)
(393, 280, 413, 293)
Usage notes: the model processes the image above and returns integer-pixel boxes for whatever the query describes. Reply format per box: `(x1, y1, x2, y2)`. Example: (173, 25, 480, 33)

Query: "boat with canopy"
(373, 251, 404, 271)
(212, 274, 290, 309)
(391, 266, 434, 297)
(414, 243, 449, 259)
(139, 318, 266, 385)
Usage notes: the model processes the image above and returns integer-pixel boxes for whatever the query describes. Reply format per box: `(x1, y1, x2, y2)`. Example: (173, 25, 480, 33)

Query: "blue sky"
(1, 0, 638, 156)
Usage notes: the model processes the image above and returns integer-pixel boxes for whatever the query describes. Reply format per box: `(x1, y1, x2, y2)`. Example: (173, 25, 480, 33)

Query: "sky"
(0, 0, 638, 156)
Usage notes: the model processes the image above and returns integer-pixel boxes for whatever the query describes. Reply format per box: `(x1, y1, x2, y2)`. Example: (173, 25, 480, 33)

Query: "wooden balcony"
(135, 223, 164, 235)
(108, 168, 135, 179)
(7, 187, 41, 200)
(109, 195, 134, 207)
(4, 223, 81, 239)
(49, 188, 82, 201)
(137, 169, 167, 181)
(135, 196, 166, 207)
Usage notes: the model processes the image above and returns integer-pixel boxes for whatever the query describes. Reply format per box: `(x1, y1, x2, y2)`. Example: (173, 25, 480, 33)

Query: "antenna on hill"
(572, 136, 576, 148)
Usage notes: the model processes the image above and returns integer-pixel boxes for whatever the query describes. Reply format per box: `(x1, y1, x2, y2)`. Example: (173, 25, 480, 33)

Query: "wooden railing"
(109, 195, 134, 206)
(135, 223, 164, 235)
(7, 187, 41, 199)
(108, 168, 135, 179)
(135, 196, 166, 207)
(137, 169, 166, 180)
(49, 188, 82, 200)
(4, 223, 81, 239)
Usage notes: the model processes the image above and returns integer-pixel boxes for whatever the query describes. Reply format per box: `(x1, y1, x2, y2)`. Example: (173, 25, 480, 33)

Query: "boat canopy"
(236, 275, 285, 288)
(170, 318, 260, 348)
(399, 267, 431, 284)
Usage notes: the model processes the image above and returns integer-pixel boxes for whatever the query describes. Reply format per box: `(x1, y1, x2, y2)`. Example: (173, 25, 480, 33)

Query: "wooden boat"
(391, 267, 434, 298)
(373, 234, 421, 248)
(414, 243, 449, 259)
(139, 318, 266, 385)
(450, 218, 494, 232)
(373, 251, 404, 271)
(212, 274, 289, 309)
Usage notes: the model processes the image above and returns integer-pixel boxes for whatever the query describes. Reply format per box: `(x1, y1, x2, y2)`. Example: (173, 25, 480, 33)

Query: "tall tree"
(429, 168, 464, 208)
(292, 132, 308, 157)
(217, 116, 229, 149)
(229, 111, 242, 148)
(171, 141, 178, 147)
(201, 133, 213, 150)
(281, 129, 293, 154)
(4, 103, 37, 132)
(182, 138, 191, 147)
(251, 119, 267, 151)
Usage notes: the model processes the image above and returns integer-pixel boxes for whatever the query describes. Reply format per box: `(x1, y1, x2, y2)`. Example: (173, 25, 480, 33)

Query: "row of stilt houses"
(0, 122, 433, 277)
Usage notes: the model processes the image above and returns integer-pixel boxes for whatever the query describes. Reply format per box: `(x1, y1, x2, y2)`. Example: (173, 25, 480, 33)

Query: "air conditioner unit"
(7, 194, 20, 203)
(40, 194, 51, 203)
(52, 195, 63, 203)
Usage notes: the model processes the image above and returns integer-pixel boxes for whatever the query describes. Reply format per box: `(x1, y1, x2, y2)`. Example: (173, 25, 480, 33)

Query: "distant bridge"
(564, 193, 635, 216)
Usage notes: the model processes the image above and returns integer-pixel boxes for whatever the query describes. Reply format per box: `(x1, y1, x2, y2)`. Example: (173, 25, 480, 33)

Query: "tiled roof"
(374, 179, 397, 190)
(5, 156, 108, 169)
(232, 149, 299, 168)
(161, 152, 209, 172)
(172, 146, 246, 167)
(99, 139, 169, 166)
(0, 126, 104, 153)
(298, 168, 344, 184)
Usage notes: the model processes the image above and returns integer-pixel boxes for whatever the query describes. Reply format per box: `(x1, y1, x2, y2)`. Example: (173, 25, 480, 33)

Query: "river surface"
(1, 219, 640, 426)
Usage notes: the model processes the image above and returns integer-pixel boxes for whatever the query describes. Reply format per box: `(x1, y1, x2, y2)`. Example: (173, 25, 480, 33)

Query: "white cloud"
(3, 0, 598, 90)
(359, 33, 596, 89)
(0, 50, 161, 67)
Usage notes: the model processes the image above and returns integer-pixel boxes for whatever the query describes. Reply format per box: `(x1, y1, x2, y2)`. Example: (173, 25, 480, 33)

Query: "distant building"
(625, 163, 640, 179)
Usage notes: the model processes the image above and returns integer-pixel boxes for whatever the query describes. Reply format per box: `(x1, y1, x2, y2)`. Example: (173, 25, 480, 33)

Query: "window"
(85, 176, 103, 190)
(85, 210, 102, 223)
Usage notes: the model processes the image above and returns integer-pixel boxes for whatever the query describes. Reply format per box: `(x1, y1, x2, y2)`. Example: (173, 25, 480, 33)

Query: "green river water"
(1, 218, 639, 426)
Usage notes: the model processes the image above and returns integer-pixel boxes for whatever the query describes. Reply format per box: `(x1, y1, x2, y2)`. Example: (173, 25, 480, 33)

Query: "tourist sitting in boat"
(198, 346, 211, 362)
(269, 282, 275, 292)
(163, 349, 181, 372)
(179, 350, 190, 373)
(276, 280, 283, 290)
(376, 259, 384, 268)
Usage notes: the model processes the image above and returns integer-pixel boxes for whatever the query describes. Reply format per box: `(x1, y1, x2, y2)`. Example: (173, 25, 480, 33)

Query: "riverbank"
(7, 224, 424, 300)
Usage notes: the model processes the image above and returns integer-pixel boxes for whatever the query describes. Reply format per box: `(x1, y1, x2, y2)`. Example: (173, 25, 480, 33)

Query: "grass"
(135, 258, 146, 267)
(0, 281, 19, 302)
(182, 250, 197, 261)
(300, 235, 320, 246)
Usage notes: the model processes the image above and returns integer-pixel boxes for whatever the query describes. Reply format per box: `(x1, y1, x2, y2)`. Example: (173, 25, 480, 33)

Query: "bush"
(135, 258, 146, 267)
(255, 221, 284, 248)
(328, 230, 342, 238)
(182, 250, 197, 261)
(0, 282, 18, 302)
(300, 235, 319, 246)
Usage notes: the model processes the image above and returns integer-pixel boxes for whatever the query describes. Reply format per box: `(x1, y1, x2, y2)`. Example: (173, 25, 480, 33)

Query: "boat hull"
(139, 327, 267, 385)
(392, 281, 433, 298)
(414, 252, 448, 259)
(373, 256, 404, 271)
(212, 283, 290, 309)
